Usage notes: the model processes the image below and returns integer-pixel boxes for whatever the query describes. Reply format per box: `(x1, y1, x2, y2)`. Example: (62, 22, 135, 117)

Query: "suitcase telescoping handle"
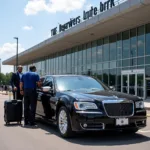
(15, 91, 17, 100)
(8, 86, 12, 101)
(9, 91, 17, 101)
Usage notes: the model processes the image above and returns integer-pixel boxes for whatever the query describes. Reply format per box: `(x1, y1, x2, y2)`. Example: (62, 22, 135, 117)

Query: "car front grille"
(103, 102, 134, 118)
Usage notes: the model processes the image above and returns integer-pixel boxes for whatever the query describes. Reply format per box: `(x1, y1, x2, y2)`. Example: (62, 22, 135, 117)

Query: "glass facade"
(23, 23, 150, 98)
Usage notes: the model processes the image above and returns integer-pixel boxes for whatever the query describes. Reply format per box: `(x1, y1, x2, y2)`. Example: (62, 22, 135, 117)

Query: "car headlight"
(74, 102, 98, 110)
(135, 101, 144, 109)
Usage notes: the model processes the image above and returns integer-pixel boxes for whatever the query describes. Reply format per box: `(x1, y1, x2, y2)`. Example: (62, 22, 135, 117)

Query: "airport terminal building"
(3, 0, 150, 100)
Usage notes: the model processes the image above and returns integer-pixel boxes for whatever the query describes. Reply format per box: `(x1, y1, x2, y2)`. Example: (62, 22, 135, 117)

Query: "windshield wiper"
(63, 90, 74, 92)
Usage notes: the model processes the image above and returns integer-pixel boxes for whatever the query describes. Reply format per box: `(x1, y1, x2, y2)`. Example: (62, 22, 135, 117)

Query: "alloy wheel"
(58, 110, 68, 135)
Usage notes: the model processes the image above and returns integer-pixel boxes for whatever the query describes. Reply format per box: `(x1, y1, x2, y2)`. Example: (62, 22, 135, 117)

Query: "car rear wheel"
(57, 106, 73, 138)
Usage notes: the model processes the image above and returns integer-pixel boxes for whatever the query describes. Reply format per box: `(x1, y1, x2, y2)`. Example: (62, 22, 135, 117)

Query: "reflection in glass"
(55, 56, 59, 75)
(74, 47, 78, 67)
(137, 26, 145, 57)
(117, 60, 122, 67)
(137, 74, 144, 97)
(77, 66, 82, 74)
(87, 64, 91, 70)
(103, 70, 109, 85)
(91, 71, 97, 78)
(46, 59, 49, 75)
(130, 66, 137, 70)
(54, 55, 56, 74)
(109, 69, 116, 86)
(129, 74, 135, 95)
(146, 80, 150, 98)
(103, 62, 109, 70)
(91, 41, 97, 64)
(137, 57, 144, 65)
(146, 23, 150, 55)
(123, 75, 128, 93)
(66, 49, 71, 74)
(123, 75, 127, 86)
(137, 65, 144, 69)
(116, 68, 121, 92)
(92, 64, 97, 71)
(130, 58, 137, 66)
(97, 39, 103, 62)
(82, 71, 88, 75)
(86, 43, 91, 65)
(117, 33, 122, 60)
(97, 70, 102, 81)
(75, 66, 77, 74)
(62, 51, 66, 74)
(56, 76, 105, 92)
(78, 46, 83, 66)
(83, 66, 87, 72)
(50, 57, 54, 74)
(29, 23, 150, 95)
(82, 45, 86, 66)
(130, 28, 137, 58)
(110, 35, 117, 61)
(145, 66, 150, 78)
(97, 63, 102, 70)
(71, 49, 75, 74)
(110, 61, 116, 69)
(145, 56, 150, 65)
(122, 59, 130, 67)
(123, 31, 130, 59)
(71, 48, 75, 67)
(103, 37, 109, 61)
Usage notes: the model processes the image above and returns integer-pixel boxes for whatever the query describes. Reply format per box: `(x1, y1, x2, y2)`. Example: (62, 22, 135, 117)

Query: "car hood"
(63, 90, 141, 102)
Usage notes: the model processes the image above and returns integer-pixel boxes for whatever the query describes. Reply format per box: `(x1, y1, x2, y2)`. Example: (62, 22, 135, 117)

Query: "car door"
(36, 77, 45, 117)
(40, 76, 54, 119)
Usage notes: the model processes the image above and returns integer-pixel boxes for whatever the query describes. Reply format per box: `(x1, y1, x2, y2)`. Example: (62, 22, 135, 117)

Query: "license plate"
(116, 118, 129, 126)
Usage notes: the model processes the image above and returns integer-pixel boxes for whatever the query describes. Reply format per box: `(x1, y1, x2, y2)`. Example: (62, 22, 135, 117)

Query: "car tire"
(57, 106, 74, 138)
(122, 128, 138, 134)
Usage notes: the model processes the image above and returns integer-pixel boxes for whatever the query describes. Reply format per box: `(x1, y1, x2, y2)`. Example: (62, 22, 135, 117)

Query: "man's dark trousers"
(24, 89, 37, 124)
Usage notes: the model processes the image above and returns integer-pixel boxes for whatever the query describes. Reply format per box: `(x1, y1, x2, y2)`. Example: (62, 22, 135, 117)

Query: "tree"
(0, 72, 13, 85)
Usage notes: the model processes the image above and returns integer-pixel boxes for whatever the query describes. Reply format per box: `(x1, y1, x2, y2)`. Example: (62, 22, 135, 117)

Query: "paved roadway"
(0, 93, 150, 150)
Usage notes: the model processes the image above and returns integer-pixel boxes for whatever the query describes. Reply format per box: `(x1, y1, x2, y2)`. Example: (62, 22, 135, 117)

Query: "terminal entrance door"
(121, 69, 145, 99)
(146, 79, 150, 99)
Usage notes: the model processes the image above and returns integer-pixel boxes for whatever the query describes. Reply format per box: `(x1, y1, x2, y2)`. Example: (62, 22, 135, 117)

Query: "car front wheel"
(57, 106, 73, 138)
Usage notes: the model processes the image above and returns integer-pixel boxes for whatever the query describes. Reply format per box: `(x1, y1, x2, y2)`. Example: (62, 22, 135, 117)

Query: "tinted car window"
(43, 76, 53, 87)
(40, 77, 45, 83)
(55, 76, 105, 92)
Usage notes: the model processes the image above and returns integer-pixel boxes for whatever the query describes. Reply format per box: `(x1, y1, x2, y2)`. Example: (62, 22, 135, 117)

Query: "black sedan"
(36, 75, 147, 138)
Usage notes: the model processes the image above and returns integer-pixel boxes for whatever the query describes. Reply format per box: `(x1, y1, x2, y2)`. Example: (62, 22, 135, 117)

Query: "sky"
(0, 0, 109, 74)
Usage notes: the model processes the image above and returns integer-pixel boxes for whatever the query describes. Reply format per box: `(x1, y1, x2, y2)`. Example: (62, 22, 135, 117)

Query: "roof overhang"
(3, 0, 150, 65)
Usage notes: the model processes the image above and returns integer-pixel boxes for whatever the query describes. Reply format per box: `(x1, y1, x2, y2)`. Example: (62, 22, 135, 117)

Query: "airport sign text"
(51, 0, 115, 36)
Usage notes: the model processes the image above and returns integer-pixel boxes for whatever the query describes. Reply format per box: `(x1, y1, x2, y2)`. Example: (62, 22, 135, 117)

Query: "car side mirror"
(109, 86, 115, 91)
(42, 86, 51, 92)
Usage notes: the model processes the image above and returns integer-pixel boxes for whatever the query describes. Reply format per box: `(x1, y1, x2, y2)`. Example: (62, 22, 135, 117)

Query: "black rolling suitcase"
(4, 92, 23, 125)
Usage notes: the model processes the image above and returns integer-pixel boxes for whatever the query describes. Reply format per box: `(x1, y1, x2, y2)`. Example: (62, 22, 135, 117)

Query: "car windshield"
(55, 76, 106, 92)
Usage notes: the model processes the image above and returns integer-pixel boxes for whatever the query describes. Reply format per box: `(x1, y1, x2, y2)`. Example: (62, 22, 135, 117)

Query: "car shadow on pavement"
(36, 120, 150, 146)
(66, 131, 150, 146)
(36, 121, 59, 135)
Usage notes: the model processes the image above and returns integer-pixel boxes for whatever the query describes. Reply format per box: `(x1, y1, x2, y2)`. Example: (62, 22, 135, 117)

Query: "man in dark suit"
(10, 65, 23, 100)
